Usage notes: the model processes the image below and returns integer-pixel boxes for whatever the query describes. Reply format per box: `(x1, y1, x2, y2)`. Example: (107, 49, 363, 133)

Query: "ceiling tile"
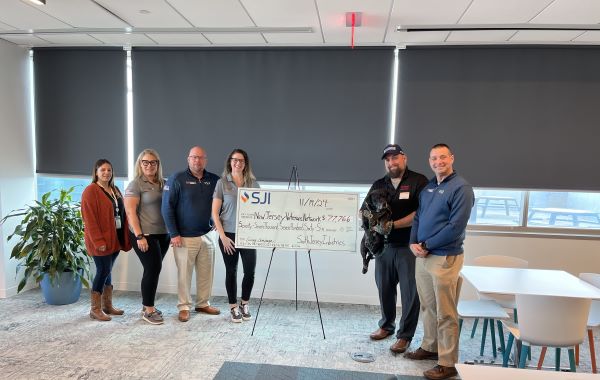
(244, 0, 317, 27)
(460, 0, 554, 23)
(203, 33, 265, 44)
(0, 20, 16, 30)
(89, 33, 156, 45)
(145, 33, 211, 45)
(446, 30, 514, 42)
(392, 0, 473, 25)
(36, 33, 102, 45)
(532, 0, 600, 24)
(169, 0, 253, 27)
(386, 0, 472, 46)
(95, 0, 191, 27)
(387, 31, 449, 44)
(0, 34, 50, 46)
(263, 32, 323, 44)
(0, 0, 70, 29)
(246, 0, 322, 44)
(510, 30, 583, 42)
(33, 0, 128, 28)
(573, 31, 600, 42)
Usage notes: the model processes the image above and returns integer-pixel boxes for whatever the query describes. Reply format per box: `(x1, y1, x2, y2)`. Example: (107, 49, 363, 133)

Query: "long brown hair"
(221, 148, 256, 190)
(91, 158, 119, 195)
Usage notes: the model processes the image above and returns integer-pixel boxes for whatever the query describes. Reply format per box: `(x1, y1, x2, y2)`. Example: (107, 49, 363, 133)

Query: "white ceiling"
(1, 0, 600, 47)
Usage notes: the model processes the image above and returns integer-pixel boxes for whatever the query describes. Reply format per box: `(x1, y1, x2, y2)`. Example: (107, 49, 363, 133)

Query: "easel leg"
(251, 247, 276, 336)
(295, 250, 298, 311)
(307, 250, 326, 339)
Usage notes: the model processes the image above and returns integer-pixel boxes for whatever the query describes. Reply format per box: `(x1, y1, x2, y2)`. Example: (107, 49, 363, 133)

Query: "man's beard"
(387, 166, 403, 179)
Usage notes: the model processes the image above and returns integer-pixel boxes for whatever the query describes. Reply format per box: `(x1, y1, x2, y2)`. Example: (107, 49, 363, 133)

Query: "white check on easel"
(235, 188, 359, 252)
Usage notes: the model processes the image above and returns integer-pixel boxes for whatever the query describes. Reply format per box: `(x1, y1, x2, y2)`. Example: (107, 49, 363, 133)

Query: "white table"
(457, 363, 598, 379)
(460, 266, 600, 299)
(460, 266, 600, 370)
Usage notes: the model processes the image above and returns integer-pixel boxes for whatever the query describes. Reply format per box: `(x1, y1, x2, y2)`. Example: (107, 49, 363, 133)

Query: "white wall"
(112, 244, 378, 305)
(0, 40, 35, 298)
(111, 232, 600, 306)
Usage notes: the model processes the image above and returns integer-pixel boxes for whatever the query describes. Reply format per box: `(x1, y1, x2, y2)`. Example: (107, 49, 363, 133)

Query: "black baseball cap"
(381, 144, 405, 159)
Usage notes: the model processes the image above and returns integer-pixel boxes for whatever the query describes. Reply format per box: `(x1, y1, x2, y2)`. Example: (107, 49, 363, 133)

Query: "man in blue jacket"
(404, 144, 474, 380)
(162, 146, 221, 322)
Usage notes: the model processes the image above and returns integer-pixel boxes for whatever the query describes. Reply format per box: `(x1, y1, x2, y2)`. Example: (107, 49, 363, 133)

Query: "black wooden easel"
(251, 165, 326, 339)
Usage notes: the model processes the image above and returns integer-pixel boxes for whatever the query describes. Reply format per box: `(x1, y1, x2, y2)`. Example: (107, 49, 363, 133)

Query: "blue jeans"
(92, 252, 119, 292)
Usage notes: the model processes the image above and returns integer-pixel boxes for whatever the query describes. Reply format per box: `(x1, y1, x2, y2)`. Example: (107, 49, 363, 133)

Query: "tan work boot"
(90, 291, 111, 321)
(101, 285, 124, 315)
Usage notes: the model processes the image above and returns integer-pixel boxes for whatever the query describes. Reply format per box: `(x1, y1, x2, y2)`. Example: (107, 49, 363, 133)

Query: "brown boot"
(90, 291, 111, 321)
(101, 285, 124, 315)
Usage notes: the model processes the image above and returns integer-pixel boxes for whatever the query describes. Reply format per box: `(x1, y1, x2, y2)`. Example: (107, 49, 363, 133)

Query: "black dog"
(360, 188, 393, 274)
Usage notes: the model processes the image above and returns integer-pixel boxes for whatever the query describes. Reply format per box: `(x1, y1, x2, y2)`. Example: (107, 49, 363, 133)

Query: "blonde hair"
(134, 148, 165, 189)
(221, 148, 256, 190)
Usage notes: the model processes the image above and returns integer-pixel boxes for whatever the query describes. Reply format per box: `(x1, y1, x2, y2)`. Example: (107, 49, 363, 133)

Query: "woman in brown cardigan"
(81, 159, 131, 321)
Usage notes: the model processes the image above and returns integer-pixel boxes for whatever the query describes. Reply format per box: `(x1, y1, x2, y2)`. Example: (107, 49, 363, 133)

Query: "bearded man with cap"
(363, 143, 428, 354)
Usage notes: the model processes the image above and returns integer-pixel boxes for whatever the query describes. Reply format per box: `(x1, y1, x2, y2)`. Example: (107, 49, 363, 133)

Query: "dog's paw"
(372, 220, 392, 235)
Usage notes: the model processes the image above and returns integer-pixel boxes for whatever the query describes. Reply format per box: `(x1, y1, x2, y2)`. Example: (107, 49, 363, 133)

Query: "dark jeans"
(218, 232, 257, 305)
(92, 252, 119, 293)
(374, 244, 420, 340)
(129, 232, 170, 307)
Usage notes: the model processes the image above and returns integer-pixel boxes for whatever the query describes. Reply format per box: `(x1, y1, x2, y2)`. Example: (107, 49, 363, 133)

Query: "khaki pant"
(173, 235, 215, 311)
(416, 253, 464, 367)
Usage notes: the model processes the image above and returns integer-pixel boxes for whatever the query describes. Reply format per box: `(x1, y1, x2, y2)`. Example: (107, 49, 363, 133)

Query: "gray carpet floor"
(0, 289, 597, 379)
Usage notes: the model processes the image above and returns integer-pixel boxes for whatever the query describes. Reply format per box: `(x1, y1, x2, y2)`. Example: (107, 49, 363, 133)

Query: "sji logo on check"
(241, 191, 271, 204)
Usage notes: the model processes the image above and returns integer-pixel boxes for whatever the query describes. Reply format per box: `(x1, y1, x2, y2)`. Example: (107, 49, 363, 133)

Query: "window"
(468, 188, 600, 235)
(528, 191, 600, 229)
(469, 189, 524, 226)
(37, 175, 126, 203)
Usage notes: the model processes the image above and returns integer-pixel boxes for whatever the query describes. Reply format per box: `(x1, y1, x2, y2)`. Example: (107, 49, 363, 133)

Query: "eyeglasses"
(230, 158, 245, 164)
(141, 160, 159, 167)
(188, 155, 207, 161)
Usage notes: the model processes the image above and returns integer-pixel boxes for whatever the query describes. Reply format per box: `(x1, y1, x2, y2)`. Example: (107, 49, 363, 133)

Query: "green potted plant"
(1, 187, 92, 305)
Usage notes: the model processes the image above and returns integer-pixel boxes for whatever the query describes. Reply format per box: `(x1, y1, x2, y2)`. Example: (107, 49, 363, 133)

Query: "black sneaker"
(239, 303, 251, 321)
(230, 307, 242, 323)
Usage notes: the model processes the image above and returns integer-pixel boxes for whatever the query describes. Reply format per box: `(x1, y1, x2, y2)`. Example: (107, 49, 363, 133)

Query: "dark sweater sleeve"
(161, 175, 181, 238)
(424, 183, 474, 250)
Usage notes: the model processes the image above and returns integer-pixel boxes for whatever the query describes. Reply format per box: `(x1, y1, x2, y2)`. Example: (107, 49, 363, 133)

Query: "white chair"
(539, 273, 600, 372)
(502, 294, 591, 371)
(458, 299, 509, 358)
(576, 273, 600, 373)
(474, 255, 528, 313)
(458, 255, 527, 358)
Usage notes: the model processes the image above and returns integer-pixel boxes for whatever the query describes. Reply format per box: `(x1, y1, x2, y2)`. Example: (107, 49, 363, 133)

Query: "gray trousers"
(374, 244, 420, 340)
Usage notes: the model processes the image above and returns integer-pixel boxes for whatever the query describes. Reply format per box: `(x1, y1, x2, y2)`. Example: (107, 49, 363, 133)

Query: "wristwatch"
(136, 234, 144, 240)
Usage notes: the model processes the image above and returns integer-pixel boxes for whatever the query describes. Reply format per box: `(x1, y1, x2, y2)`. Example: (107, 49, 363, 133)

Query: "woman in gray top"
(212, 148, 259, 323)
(124, 148, 170, 325)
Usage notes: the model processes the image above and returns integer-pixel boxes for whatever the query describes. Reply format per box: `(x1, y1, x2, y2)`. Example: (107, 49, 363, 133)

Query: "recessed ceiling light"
(29, 0, 46, 5)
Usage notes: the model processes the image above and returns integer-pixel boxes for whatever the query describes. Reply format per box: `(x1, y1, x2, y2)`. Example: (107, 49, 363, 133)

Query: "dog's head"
(364, 188, 393, 213)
